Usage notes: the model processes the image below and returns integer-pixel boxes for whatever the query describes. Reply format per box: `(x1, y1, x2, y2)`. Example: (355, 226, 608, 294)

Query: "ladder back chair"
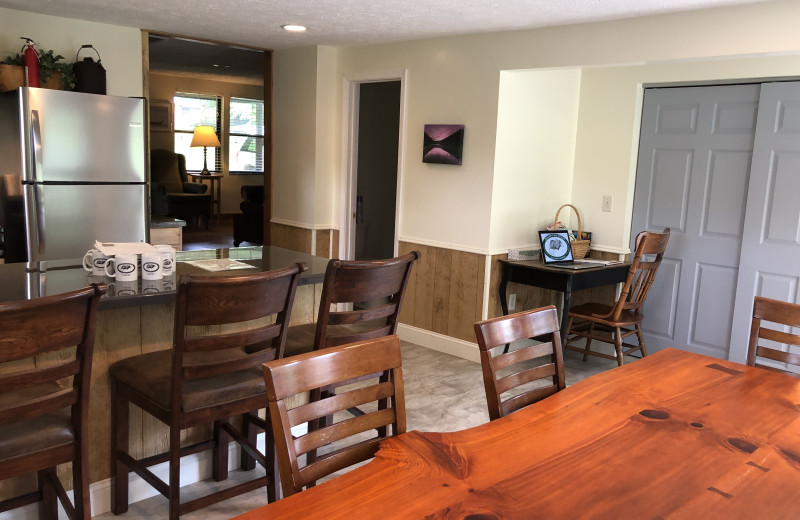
(564, 228, 670, 366)
(474, 306, 566, 421)
(283, 251, 420, 357)
(262, 335, 406, 498)
(0, 283, 105, 520)
(747, 296, 800, 376)
(109, 263, 306, 519)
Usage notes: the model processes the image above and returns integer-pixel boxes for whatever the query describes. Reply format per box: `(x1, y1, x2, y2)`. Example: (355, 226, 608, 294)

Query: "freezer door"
(25, 183, 147, 262)
(23, 88, 146, 183)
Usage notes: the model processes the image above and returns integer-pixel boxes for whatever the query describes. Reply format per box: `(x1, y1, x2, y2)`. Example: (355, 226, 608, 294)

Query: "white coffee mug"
(141, 279, 161, 294)
(82, 248, 110, 276)
(154, 245, 176, 276)
(104, 254, 139, 282)
(141, 252, 163, 281)
(161, 274, 176, 292)
(108, 280, 138, 297)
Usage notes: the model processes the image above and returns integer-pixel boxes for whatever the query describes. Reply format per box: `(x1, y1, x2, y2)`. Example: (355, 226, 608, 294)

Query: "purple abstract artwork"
(423, 124, 464, 165)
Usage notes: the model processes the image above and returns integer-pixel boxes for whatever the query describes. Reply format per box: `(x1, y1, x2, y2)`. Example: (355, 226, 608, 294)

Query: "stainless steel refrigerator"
(0, 87, 148, 264)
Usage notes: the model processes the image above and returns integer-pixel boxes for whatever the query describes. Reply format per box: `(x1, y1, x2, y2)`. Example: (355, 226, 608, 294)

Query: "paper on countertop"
(94, 241, 157, 256)
(182, 259, 255, 272)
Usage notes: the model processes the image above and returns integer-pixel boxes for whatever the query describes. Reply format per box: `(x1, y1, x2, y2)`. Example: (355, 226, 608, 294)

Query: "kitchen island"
(0, 246, 329, 507)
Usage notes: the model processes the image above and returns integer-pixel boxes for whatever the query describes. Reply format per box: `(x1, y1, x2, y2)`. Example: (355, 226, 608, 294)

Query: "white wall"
(272, 46, 318, 227)
(325, 0, 800, 254)
(0, 7, 142, 97)
(491, 68, 581, 253)
(313, 46, 341, 230)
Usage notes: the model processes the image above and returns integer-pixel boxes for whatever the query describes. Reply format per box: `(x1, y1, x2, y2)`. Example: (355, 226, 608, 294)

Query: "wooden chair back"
(314, 251, 419, 350)
(474, 306, 566, 420)
(608, 228, 670, 321)
(172, 263, 306, 408)
(0, 283, 105, 518)
(747, 296, 800, 376)
(263, 335, 406, 497)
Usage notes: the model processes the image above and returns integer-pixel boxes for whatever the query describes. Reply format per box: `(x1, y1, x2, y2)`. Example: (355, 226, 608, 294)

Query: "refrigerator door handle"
(30, 109, 43, 182)
(33, 183, 46, 254)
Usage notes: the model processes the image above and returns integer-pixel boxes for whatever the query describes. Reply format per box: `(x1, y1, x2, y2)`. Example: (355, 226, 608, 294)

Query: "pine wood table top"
(236, 348, 800, 519)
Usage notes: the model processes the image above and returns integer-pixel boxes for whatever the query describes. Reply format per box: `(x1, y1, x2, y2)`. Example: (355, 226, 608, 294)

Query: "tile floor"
(94, 340, 621, 520)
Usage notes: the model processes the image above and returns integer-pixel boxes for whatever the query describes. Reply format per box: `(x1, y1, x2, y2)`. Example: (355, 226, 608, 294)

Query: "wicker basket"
(553, 204, 590, 259)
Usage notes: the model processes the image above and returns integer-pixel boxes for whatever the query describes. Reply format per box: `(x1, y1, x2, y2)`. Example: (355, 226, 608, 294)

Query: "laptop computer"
(538, 230, 598, 270)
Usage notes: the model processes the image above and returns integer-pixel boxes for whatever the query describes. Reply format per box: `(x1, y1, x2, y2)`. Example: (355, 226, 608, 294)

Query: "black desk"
(498, 259, 631, 340)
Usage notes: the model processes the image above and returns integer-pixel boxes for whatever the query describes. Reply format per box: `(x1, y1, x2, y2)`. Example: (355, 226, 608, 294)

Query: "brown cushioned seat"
(109, 349, 266, 412)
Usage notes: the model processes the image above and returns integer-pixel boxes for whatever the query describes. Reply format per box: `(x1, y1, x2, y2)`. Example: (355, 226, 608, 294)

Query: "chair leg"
(38, 469, 57, 520)
(240, 412, 257, 471)
(264, 419, 278, 503)
(635, 324, 647, 358)
(583, 322, 595, 362)
(74, 429, 91, 520)
(111, 382, 130, 515)
(168, 425, 182, 520)
(212, 419, 230, 482)
(614, 327, 624, 366)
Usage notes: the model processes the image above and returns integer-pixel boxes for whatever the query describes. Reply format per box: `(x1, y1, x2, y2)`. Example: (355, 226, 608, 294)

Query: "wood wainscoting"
(270, 222, 339, 258)
(399, 241, 623, 347)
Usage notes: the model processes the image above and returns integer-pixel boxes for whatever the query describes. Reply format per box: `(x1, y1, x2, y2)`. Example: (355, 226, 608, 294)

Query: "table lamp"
(190, 126, 221, 175)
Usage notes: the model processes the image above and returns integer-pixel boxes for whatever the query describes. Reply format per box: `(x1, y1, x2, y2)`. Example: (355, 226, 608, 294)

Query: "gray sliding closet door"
(630, 84, 760, 360)
(728, 82, 800, 366)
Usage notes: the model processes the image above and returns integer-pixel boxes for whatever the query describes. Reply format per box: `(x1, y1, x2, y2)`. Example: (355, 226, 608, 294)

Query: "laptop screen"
(539, 230, 575, 264)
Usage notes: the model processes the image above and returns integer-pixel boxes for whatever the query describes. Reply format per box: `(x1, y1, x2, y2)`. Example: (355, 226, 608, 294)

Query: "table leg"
(500, 269, 511, 353)
(561, 278, 573, 343)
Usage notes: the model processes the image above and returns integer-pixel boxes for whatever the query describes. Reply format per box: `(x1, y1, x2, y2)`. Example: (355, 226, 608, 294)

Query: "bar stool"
(0, 283, 106, 520)
(109, 263, 306, 519)
(283, 251, 420, 357)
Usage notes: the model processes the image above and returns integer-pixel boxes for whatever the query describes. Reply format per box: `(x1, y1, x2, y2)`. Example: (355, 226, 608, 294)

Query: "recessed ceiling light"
(281, 24, 307, 33)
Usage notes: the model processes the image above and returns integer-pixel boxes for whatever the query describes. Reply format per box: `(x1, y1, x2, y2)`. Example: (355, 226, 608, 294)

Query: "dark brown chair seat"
(0, 283, 105, 520)
(565, 228, 670, 366)
(110, 264, 306, 519)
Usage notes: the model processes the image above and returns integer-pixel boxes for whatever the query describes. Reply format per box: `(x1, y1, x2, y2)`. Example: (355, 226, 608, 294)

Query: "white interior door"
(630, 84, 760, 359)
(728, 81, 800, 363)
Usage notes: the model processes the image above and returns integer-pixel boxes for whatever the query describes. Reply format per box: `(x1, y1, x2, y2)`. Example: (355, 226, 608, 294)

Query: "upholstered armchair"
(233, 185, 264, 246)
(150, 149, 212, 227)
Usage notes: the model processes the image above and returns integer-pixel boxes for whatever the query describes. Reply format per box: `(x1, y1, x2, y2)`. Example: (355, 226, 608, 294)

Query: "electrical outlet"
(508, 293, 517, 311)
(602, 195, 613, 212)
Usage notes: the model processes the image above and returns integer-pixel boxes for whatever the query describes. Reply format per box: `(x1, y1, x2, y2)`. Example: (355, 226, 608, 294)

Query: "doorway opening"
(343, 74, 405, 260)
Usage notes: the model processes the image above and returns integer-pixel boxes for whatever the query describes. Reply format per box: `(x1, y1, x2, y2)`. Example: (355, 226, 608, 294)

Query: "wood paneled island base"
(234, 348, 800, 519)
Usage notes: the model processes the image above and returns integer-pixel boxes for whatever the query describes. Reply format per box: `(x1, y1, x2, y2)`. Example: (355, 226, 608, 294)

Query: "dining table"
(234, 348, 800, 519)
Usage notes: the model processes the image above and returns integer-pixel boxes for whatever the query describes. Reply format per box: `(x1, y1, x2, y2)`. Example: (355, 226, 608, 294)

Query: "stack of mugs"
(82, 245, 177, 296)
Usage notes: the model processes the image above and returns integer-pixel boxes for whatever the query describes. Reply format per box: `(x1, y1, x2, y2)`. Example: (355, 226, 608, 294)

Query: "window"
(173, 93, 222, 173)
(229, 97, 264, 174)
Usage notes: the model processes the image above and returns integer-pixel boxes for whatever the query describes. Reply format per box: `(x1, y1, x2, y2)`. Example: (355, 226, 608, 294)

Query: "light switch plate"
(602, 195, 612, 212)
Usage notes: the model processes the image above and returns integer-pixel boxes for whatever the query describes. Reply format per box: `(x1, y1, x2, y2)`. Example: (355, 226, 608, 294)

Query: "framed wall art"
(423, 124, 464, 165)
(149, 100, 172, 132)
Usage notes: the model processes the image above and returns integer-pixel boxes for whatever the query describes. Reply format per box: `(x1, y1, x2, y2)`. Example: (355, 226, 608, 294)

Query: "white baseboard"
(1, 435, 266, 520)
(397, 324, 480, 363)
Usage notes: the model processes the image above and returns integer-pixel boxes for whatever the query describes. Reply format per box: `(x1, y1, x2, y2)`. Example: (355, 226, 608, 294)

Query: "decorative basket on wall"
(553, 204, 590, 259)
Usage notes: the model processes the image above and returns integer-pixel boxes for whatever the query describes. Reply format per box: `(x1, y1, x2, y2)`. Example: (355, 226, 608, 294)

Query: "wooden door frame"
(141, 30, 273, 245)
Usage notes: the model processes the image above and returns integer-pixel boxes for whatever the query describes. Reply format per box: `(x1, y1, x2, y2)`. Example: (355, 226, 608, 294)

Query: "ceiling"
(0, 0, 774, 51)
(1, 0, 775, 80)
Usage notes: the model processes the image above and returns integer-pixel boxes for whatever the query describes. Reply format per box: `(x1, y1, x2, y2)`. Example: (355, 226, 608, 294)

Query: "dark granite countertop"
(0, 246, 329, 309)
(149, 216, 187, 228)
